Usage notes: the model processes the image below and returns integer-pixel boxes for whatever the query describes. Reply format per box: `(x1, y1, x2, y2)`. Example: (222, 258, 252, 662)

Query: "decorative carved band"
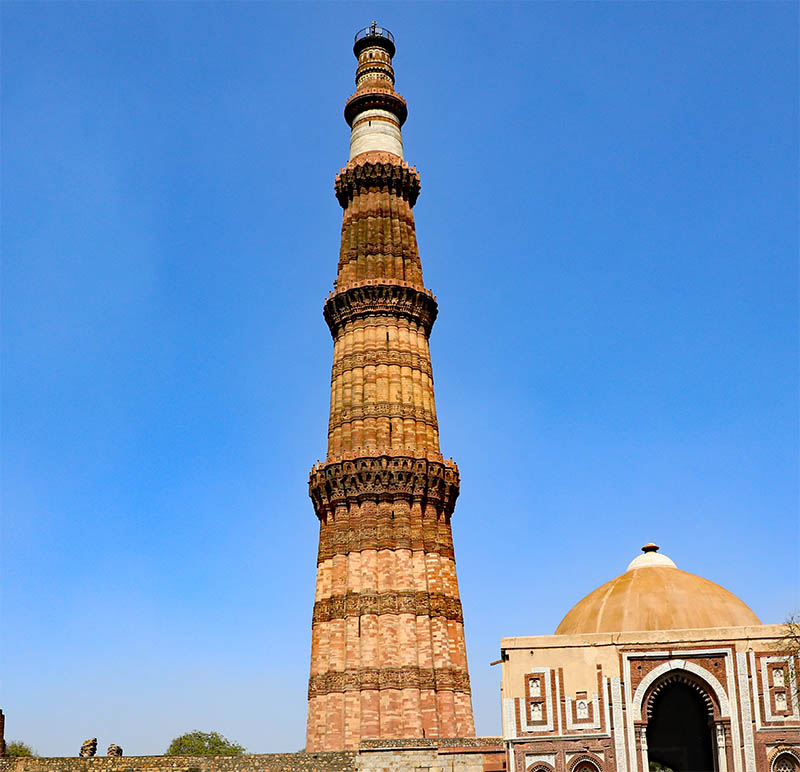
(344, 90, 408, 129)
(317, 521, 456, 563)
(354, 67, 396, 87)
(324, 283, 437, 337)
(308, 665, 471, 698)
(331, 350, 433, 380)
(313, 590, 463, 624)
(335, 161, 419, 208)
(329, 402, 438, 432)
(309, 455, 460, 520)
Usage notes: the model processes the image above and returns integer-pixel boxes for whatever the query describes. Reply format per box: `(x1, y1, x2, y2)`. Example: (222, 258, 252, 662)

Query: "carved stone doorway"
(646, 680, 715, 771)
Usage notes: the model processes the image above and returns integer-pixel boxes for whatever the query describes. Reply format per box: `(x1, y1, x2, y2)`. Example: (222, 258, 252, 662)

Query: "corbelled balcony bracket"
(309, 455, 460, 520)
(344, 90, 408, 128)
(323, 283, 438, 338)
(335, 161, 420, 208)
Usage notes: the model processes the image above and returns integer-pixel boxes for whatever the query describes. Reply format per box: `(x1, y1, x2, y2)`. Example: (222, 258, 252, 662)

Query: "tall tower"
(306, 24, 476, 751)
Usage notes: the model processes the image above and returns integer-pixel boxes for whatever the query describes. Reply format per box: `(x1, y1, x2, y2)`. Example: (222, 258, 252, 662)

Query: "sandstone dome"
(555, 543, 761, 635)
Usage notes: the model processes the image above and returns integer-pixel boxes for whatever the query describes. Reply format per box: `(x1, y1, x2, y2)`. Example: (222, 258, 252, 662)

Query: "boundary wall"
(0, 739, 505, 772)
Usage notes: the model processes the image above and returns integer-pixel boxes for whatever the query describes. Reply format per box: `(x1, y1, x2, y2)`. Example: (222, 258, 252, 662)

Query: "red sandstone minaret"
(305, 24, 476, 751)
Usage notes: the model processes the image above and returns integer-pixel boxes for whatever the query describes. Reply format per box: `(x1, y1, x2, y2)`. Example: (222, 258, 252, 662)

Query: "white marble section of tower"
(345, 24, 406, 161)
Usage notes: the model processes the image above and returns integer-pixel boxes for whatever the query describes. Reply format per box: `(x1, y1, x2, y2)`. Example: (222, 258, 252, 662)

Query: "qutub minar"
(305, 24, 475, 751)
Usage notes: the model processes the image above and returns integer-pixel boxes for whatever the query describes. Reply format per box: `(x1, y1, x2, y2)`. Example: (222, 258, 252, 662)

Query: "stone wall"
(0, 741, 505, 772)
(357, 740, 504, 772)
(0, 753, 356, 772)
(357, 749, 481, 772)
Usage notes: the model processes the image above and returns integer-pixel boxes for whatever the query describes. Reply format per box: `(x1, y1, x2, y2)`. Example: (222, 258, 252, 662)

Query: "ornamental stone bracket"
(335, 160, 420, 207)
(324, 283, 438, 337)
(309, 455, 460, 519)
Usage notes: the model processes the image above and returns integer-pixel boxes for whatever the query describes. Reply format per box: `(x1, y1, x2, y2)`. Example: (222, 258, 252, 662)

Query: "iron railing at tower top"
(354, 23, 394, 45)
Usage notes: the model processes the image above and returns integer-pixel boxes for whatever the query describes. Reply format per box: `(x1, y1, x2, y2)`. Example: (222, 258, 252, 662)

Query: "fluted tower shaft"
(306, 25, 475, 751)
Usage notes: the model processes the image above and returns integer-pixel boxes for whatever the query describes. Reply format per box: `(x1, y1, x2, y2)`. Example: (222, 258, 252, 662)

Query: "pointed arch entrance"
(646, 678, 715, 771)
(636, 666, 730, 772)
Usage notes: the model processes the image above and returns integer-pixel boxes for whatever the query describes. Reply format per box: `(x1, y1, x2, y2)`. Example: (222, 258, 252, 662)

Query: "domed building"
(554, 544, 762, 636)
(499, 545, 799, 772)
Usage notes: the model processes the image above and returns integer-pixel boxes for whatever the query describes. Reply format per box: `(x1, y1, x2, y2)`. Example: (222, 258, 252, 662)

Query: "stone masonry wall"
(357, 750, 481, 772)
(0, 742, 503, 772)
(358, 739, 500, 750)
(0, 753, 355, 772)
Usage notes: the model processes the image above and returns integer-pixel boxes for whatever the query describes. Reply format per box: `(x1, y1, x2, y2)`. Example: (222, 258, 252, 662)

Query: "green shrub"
(7, 741, 37, 757)
(166, 731, 245, 756)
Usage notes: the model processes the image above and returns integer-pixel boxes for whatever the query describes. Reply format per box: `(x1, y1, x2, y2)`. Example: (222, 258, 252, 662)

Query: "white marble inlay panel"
(721, 648, 743, 772)
(610, 678, 628, 772)
(631, 659, 731, 720)
(760, 656, 800, 722)
(520, 668, 554, 733)
(503, 697, 518, 740)
(565, 692, 601, 731)
(750, 651, 763, 730)
(736, 652, 756, 772)
(524, 753, 555, 771)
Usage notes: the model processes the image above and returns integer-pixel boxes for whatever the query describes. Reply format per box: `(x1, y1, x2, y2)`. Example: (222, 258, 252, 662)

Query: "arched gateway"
(644, 672, 718, 772)
(499, 544, 800, 772)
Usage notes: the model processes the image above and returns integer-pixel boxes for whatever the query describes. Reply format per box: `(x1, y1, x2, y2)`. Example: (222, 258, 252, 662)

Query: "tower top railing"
(354, 22, 394, 45)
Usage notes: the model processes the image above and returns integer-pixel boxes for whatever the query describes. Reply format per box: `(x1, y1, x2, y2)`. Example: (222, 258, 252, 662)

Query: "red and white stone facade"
(305, 25, 475, 752)
(501, 629, 799, 772)
(500, 550, 799, 772)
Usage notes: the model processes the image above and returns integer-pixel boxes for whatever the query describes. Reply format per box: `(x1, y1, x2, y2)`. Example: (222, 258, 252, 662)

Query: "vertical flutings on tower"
(306, 25, 476, 751)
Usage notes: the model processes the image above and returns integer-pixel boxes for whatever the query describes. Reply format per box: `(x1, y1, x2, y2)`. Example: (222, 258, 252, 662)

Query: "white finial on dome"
(627, 542, 677, 571)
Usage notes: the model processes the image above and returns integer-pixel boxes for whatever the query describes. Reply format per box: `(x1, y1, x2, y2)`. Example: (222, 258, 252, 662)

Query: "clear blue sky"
(2, 0, 797, 757)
